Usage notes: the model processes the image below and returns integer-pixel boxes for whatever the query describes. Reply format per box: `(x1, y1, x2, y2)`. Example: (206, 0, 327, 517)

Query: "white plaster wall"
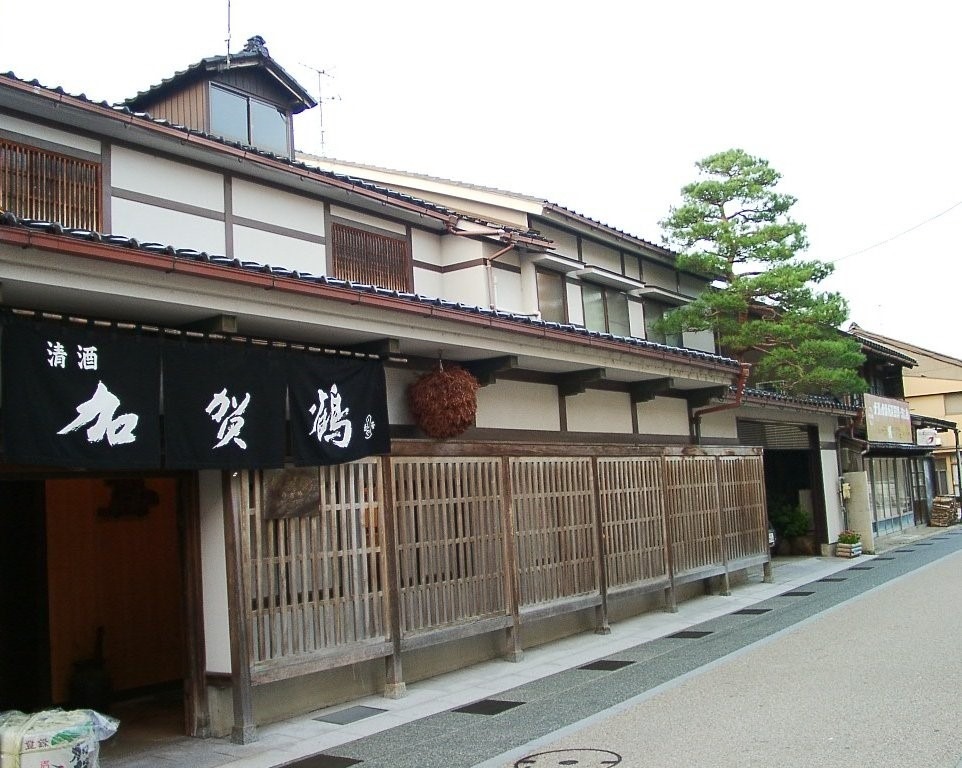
(476, 380, 560, 430)
(643, 261, 676, 290)
(822, 450, 844, 542)
(329, 205, 406, 235)
(519, 260, 538, 316)
(566, 282, 585, 325)
(386, 366, 417, 424)
(232, 179, 326, 237)
(566, 389, 633, 434)
(0, 114, 101, 154)
(698, 408, 739, 440)
(683, 328, 717, 354)
(580, 240, 622, 273)
(538, 224, 579, 261)
(413, 266, 443, 297)
(111, 197, 226, 254)
(678, 272, 708, 298)
(412, 229, 442, 269)
(636, 395, 691, 436)
(199, 469, 231, 674)
(111, 147, 224, 211)
(439, 234, 483, 268)
(442, 265, 489, 307)
(232, 225, 326, 275)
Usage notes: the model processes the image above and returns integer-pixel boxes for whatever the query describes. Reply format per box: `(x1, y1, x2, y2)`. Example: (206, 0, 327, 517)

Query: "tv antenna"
(300, 63, 341, 156)
(225, 0, 232, 66)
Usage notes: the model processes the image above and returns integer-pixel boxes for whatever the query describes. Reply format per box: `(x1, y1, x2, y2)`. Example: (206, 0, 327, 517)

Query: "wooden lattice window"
(0, 139, 102, 230)
(330, 221, 412, 292)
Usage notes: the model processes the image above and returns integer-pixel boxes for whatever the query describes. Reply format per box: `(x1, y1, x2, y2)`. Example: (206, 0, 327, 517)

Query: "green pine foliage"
(659, 149, 866, 397)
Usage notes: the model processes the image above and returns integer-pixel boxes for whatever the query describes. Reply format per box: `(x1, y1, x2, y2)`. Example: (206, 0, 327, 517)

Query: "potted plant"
(836, 530, 862, 558)
(769, 499, 812, 555)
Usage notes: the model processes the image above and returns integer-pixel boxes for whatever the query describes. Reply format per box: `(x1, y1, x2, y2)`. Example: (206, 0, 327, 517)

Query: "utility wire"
(829, 200, 962, 263)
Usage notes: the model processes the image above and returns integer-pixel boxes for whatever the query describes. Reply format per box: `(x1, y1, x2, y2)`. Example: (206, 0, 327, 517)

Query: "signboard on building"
(916, 427, 942, 447)
(864, 393, 913, 444)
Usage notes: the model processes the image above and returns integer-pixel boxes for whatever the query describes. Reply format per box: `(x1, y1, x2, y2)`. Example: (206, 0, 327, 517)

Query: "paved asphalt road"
(483, 537, 962, 768)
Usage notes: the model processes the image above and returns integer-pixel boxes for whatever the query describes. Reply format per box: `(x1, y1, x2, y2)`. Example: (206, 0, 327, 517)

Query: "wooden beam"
(345, 337, 401, 356)
(630, 377, 675, 404)
(181, 314, 238, 333)
(555, 367, 607, 397)
(684, 386, 729, 409)
(463, 355, 518, 386)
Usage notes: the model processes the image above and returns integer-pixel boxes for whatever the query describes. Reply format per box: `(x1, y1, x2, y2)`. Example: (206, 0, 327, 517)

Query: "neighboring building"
(834, 325, 956, 548)
(0, 39, 772, 745)
(848, 324, 962, 498)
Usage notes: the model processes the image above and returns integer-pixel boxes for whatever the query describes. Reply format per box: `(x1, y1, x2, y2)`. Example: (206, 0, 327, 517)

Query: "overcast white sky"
(3, 1, 960, 358)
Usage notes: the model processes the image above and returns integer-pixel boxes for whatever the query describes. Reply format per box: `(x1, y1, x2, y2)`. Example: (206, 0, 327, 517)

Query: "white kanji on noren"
(77, 345, 99, 370)
(46, 341, 67, 369)
(309, 384, 353, 448)
(206, 388, 251, 449)
(58, 380, 139, 445)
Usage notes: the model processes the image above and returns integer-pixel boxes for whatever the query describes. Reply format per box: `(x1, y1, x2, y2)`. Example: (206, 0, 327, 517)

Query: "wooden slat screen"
(719, 455, 768, 562)
(240, 461, 388, 665)
(330, 221, 412, 292)
(663, 456, 721, 577)
(511, 457, 597, 607)
(597, 457, 668, 588)
(0, 139, 101, 230)
(392, 458, 506, 634)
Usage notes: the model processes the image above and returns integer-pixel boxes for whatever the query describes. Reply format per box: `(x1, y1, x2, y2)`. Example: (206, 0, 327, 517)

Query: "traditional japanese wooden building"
(0, 38, 775, 742)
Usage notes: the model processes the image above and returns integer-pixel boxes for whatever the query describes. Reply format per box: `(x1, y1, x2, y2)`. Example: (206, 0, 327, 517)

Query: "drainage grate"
(454, 699, 523, 716)
(579, 659, 636, 671)
(733, 608, 772, 615)
(874, 557, 896, 560)
(917, 542, 935, 545)
(894, 549, 916, 553)
(781, 591, 814, 597)
(818, 577, 847, 582)
(315, 706, 386, 725)
(282, 755, 361, 768)
(669, 630, 713, 639)
(849, 566, 873, 570)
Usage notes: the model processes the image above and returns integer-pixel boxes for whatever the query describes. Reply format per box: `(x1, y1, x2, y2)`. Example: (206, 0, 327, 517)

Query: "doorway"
(0, 474, 195, 733)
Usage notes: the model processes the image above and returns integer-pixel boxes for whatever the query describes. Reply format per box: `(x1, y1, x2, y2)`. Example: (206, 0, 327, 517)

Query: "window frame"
(642, 297, 683, 348)
(535, 267, 568, 324)
(209, 83, 291, 157)
(581, 282, 631, 337)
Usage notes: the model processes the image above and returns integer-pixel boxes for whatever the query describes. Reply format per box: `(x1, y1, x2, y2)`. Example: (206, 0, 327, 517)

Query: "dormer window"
(210, 84, 290, 156)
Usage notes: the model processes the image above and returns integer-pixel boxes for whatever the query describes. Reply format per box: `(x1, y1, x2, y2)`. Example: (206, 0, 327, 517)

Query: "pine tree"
(659, 148, 865, 396)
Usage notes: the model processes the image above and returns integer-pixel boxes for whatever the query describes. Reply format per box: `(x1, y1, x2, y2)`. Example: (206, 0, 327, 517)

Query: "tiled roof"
(741, 387, 858, 414)
(122, 36, 316, 113)
(0, 71, 550, 247)
(0, 212, 738, 370)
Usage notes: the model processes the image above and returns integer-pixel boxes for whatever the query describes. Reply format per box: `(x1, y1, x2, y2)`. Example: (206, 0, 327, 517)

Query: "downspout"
(690, 362, 751, 444)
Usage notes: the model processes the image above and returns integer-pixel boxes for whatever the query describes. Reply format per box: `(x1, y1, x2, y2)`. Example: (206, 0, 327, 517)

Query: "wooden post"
(500, 456, 523, 661)
(660, 456, 678, 613)
(179, 473, 210, 738)
(380, 456, 407, 698)
(590, 457, 610, 634)
(222, 472, 257, 744)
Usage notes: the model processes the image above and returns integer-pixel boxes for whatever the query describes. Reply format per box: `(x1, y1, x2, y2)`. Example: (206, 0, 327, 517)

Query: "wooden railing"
(228, 445, 769, 696)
